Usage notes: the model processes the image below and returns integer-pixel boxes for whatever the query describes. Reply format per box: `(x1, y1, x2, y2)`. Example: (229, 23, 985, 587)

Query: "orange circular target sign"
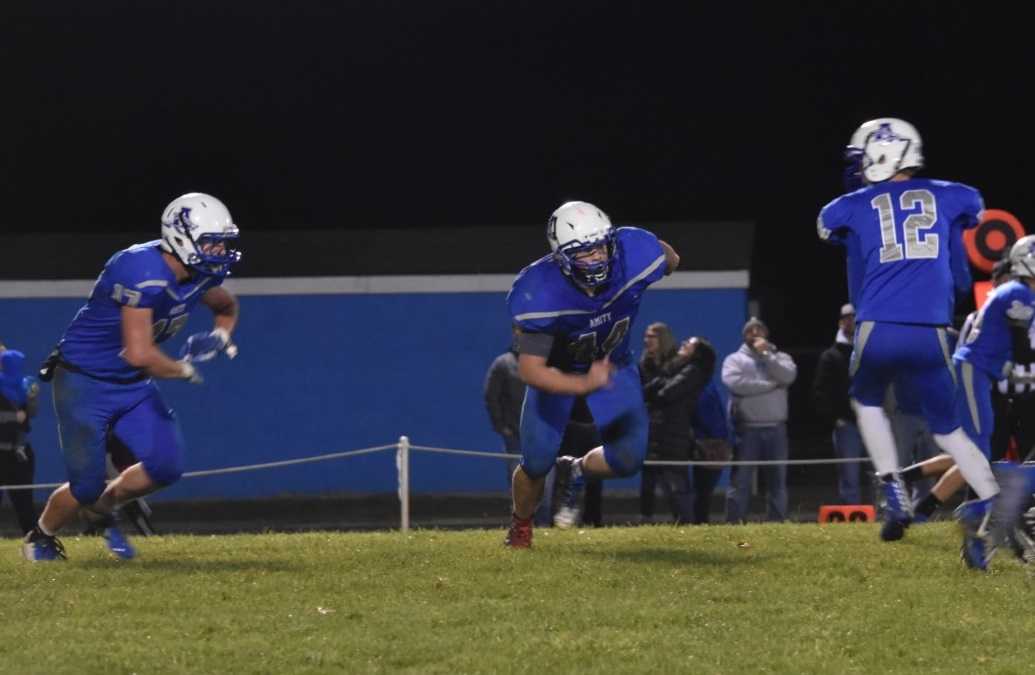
(963, 209, 1025, 273)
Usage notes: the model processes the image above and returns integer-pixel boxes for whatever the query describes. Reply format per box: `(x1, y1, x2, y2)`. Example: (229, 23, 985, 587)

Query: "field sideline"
(2, 522, 1032, 674)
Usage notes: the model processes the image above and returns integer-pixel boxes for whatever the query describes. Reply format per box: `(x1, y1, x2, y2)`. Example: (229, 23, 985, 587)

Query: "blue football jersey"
(59, 241, 224, 380)
(818, 178, 983, 324)
(955, 280, 1035, 379)
(507, 227, 667, 373)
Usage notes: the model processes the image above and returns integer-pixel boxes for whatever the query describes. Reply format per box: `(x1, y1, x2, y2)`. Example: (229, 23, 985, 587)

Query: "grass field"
(2, 522, 1033, 674)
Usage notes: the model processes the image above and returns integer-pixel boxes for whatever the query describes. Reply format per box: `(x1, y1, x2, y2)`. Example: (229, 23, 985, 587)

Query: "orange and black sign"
(963, 209, 1026, 273)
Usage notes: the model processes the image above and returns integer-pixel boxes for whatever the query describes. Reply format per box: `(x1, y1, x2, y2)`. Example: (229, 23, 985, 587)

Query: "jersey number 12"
(871, 189, 939, 263)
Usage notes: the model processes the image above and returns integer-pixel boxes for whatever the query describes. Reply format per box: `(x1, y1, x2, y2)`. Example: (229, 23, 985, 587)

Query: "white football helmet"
(1008, 235, 1035, 279)
(547, 201, 614, 287)
(847, 118, 924, 184)
(160, 192, 241, 276)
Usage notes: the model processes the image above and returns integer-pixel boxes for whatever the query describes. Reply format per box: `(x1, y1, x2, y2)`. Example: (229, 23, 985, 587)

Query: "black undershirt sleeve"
(517, 331, 554, 358)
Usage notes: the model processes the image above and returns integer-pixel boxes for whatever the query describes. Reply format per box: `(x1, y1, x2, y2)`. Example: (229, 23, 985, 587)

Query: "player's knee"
(605, 446, 644, 477)
(70, 479, 106, 506)
(521, 455, 554, 480)
(143, 456, 184, 487)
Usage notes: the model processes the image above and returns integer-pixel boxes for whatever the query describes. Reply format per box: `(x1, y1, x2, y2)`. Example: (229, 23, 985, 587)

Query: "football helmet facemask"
(547, 201, 615, 288)
(846, 118, 924, 185)
(160, 192, 241, 277)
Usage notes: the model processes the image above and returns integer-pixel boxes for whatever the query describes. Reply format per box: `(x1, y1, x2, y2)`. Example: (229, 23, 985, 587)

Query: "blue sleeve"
(948, 182, 984, 231)
(949, 223, 973, 307)
(615, 227, 667, 286)
(1004, 284, 1035, 326)
(104, 252, 168, 310)
(817, 194, 854, 245)
(506, 266, 560, 334)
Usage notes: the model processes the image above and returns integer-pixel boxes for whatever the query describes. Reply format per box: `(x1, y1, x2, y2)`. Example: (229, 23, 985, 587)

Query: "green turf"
(2, 523, 1033, 674)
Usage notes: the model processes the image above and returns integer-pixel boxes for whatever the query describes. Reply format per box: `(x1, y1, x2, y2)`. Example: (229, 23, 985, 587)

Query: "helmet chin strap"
(159, 244, 194, 282)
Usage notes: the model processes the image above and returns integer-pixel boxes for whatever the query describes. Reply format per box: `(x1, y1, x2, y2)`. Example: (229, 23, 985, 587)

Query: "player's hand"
(751, 337, 772, 355)
(178, 360, 204, 385)
(583, 356, 614, 394)
(180, 328, 233, 363)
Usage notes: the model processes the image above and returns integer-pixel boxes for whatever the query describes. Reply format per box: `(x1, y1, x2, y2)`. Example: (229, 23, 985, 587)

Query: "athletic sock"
(915, 493, 943, 519)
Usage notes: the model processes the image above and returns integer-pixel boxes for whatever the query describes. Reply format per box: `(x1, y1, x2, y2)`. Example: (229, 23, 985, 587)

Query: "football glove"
(179, 328, 232, 363)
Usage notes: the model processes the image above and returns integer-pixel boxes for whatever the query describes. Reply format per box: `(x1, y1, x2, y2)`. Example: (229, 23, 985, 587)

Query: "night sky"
(3, 2, 1032, 347)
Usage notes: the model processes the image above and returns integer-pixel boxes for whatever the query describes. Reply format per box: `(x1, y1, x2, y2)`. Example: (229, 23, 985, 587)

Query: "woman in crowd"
(639, 323, 716, 524)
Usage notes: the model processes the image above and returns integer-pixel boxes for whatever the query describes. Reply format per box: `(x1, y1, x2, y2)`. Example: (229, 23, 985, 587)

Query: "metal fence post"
(397, 435, 410, 532)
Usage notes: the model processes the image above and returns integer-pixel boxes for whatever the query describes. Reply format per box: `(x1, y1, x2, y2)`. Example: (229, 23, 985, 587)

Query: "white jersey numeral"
(152, 314, 190, 341)
(871, 189, 939, 263)
(111, 283, 143, 307)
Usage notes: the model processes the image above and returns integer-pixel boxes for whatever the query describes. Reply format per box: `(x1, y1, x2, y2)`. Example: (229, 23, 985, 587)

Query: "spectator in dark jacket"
(812, 303, 865, 504)
(484, 325, 528, 483)
(639, 323, 715, 524)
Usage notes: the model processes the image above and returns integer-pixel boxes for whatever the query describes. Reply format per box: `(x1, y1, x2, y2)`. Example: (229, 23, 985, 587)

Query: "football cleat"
(504, 513, 533, 549)
(84, 510, 137, 560)
(878, 475, 913, 542)
(103, 523, 136, 560)
(22, 529, 67, 562)
(553, 456, 586, 529)
(955, 498, 994, 572)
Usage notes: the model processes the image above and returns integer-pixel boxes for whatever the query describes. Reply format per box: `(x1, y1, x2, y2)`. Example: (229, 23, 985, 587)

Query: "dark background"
(3, 1, 1031, 348)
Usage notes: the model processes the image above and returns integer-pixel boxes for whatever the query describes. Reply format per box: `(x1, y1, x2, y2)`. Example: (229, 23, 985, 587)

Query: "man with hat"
(722, 317, 798, 522)
(812, 303, 865, 504)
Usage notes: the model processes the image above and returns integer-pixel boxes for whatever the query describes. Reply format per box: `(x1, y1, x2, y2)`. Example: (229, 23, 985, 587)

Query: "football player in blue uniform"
(896, 238, 1035, 568)
(23, 193, 242, 562)
(817, 118, 1004, 558)
(504, 201, 679, 547)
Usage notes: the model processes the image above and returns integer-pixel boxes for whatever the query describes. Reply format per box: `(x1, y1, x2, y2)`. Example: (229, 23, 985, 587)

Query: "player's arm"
(517, 353, 611, 396)
(177, 286, 241, 363)
(121, 306, 197, 379)
(514, 328, 611, 394)
(659, 240, 680, 275)
(202, 286, 239, 336)
(816, 197, 852, 245)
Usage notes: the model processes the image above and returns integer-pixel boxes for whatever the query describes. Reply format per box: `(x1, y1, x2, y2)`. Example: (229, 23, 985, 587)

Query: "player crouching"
(23, 193, 241, 561)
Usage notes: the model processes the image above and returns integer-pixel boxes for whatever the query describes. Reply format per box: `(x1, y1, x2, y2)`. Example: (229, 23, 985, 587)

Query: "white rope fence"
(406, 443, 873, 467)
(0, 444, 398, 491)
(2, 437, 874, 532)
